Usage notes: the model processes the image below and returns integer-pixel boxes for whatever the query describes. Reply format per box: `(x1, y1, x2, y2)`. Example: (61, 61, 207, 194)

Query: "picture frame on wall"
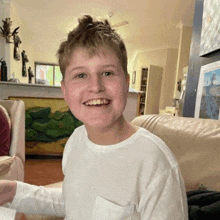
(8, 96, 83, 156)
(195, 60, 220, 120)
(200, 0, 220, 56)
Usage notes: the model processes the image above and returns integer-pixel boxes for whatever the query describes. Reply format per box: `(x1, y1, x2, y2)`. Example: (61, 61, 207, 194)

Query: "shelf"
(138, 65, 163, 115)
(0, 81, 61, 88)
(138, 68, 148, 115)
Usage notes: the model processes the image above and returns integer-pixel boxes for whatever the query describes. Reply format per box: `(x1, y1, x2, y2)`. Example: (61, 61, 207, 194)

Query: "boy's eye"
(76, 73, 86, 78)
(102, 71, 113, 76)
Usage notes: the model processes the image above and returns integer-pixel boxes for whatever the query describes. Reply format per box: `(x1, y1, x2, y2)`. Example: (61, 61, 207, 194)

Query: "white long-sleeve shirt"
(0, 206, 16, 219)
(5, 125, 188, 219)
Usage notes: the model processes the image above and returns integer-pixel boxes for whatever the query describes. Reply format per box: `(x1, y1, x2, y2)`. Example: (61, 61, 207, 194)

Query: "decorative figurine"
(28, 67, 34, 83)
(0, 18, 20, 43)
(177, 79, 182, 92)
(13, 32, 22, 60)
(0, 58, 8, 81)
(8, 72, 20, 83)
(21, 50, 29, 77)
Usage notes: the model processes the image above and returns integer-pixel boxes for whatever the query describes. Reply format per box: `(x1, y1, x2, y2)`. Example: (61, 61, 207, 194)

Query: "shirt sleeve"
(138, 166, 188, 220)
(9, 181, 65, 217)
(0, 206, 16, 219)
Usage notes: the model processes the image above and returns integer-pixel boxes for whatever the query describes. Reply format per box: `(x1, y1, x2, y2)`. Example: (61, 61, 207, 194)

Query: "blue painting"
(199, 70, 220, 119)
(195, 61, 220, 120)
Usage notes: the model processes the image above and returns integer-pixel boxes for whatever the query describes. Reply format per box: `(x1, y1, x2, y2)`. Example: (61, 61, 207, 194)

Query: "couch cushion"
(131, 114, 220, 192)
(45, 181, 63, 188)
(0, 156, 14, 175)
(0, 105, 11, 156)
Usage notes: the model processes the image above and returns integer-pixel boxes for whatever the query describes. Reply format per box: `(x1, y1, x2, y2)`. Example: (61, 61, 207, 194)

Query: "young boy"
(0, 15, 188, 219)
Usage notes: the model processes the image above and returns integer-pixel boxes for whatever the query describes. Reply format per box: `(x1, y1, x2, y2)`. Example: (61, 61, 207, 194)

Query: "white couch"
(0, 100, 25, 181)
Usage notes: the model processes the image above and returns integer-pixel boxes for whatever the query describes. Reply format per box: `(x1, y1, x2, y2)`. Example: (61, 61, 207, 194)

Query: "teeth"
(85, 99, 109, 106)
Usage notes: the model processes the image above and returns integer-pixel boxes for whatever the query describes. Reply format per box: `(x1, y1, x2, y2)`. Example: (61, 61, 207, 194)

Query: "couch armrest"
(0, 156, 24, 181)
(0, 100, 25, 165)
(131, 114, 220, 191)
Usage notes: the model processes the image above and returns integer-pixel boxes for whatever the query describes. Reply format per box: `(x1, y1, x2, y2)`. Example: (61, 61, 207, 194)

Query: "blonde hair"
(57, 15, 128, 78)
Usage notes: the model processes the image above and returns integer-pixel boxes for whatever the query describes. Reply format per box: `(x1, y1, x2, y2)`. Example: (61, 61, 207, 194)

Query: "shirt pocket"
(92, 196, 134, 220)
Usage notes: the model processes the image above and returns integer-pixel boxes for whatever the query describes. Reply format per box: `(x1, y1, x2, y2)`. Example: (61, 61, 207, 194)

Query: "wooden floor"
(24, 155, 64, 186)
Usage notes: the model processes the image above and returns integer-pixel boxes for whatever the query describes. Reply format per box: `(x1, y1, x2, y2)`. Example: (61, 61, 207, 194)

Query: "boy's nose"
(88, 76, 105, 93)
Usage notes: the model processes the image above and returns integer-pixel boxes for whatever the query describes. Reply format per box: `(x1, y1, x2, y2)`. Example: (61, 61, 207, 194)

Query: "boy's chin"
(84, 115, 126, 130)
(84, 121, 112, 130)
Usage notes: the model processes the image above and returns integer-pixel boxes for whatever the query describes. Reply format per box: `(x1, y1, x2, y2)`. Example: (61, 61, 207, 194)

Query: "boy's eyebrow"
(70, 64, 117, 72)
(102, 64, 117, 68)
(70, 66, 85, 72)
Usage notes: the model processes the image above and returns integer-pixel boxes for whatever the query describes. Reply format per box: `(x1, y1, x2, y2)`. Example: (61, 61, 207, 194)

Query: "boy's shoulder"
(70, 124, 85, 137)
(62, 125, 86, 173)
(132, 127, 178, 168)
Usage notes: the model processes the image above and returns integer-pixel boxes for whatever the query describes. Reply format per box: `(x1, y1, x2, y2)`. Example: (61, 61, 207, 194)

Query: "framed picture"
(200, 0, 220, 56)
(35, 62, 62, 86)
(195, 61, 220, 120)
(8, 96, 83, 155)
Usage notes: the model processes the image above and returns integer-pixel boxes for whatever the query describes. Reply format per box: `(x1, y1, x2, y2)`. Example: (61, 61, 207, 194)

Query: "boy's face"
(61, 46, 129, 130)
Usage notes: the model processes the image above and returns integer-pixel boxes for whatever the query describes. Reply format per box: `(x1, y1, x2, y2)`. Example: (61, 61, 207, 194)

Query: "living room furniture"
(159, 106, 178, 116)
(23, 114, 220, 219)
(0, 100, 25, 181)
(132, 114, 220, 192)
(138, 65, 163, 115)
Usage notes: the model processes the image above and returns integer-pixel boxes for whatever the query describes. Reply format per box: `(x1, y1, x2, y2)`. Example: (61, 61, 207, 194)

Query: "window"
(35, 62, 62, 86)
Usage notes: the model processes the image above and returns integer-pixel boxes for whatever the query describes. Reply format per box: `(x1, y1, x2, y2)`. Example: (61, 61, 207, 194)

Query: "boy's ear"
(126, 74, 130, 86)
(126, 74, 130, 93)
(61, 80, 67, 101)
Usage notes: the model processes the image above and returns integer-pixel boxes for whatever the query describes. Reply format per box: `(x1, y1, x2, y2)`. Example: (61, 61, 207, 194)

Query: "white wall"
(8, 2, 63, 83)
(10, 2, 24, 82)
(160, 48, 179, 108)
(174, 25, 192, 99)
(0, 0, 12, 78)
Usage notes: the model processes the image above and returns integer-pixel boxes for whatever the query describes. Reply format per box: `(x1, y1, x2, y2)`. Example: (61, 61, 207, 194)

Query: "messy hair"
(57, 15, 128, 78)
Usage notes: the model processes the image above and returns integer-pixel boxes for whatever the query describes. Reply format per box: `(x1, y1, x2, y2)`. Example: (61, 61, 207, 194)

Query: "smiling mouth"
(84, 98, 111, 106)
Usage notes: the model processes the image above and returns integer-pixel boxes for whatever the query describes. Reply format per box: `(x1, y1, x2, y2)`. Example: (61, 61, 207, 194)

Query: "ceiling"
(12, 0, 196, 62)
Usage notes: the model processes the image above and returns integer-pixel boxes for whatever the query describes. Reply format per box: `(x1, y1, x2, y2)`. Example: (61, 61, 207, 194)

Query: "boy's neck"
(85, 116, 139, 146)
